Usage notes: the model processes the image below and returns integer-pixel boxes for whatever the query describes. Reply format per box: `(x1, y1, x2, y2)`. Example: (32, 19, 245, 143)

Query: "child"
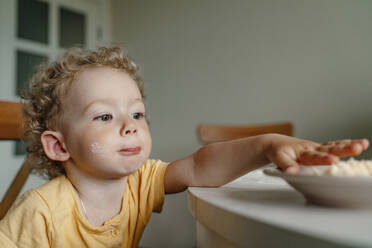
(0, 47, 368, 248)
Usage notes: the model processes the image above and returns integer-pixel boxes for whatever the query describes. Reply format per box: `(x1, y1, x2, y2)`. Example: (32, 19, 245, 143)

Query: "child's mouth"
(119, 147, 141, 154)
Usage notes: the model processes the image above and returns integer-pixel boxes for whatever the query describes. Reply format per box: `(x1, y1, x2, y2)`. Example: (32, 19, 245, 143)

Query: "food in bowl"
(312, 158, 372, 176)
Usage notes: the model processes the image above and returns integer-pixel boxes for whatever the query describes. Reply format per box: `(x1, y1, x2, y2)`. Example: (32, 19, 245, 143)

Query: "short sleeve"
(138, 159, 169, 216)
(0, 190, 53, 248)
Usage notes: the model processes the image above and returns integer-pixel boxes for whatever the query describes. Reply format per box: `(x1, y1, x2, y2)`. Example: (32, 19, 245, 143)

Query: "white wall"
(111, 0, 372, 247)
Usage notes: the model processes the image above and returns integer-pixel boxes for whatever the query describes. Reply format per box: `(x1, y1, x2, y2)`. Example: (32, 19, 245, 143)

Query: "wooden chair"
(197, 122, 294, 145)
(0, 100, 30, 219)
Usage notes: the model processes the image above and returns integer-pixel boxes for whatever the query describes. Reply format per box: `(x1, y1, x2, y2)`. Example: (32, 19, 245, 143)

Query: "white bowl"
(263, 166, 372, 209)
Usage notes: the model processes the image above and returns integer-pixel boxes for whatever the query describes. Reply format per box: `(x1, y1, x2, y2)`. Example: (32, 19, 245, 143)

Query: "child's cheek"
(88, 142, 114, 162)
(89, 142, 103, 154)
(88, 142, 111, 159)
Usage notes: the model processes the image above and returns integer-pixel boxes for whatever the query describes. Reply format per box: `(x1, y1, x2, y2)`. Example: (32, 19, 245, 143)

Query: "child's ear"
(41, 131, 70, 162)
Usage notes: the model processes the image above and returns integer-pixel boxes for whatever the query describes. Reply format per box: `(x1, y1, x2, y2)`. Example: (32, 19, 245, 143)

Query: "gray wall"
(111, 0, 372, 247)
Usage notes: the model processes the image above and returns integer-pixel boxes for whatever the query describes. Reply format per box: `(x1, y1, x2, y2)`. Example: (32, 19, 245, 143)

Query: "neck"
(65, 166, 128, 226)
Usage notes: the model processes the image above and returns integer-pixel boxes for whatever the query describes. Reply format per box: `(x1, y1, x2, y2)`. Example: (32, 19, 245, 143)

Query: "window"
(12, 0, 107, 155)
(0, 0, 110, 197)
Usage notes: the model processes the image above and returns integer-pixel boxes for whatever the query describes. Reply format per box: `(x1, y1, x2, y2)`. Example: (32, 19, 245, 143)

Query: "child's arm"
(164, 134, 369, 193)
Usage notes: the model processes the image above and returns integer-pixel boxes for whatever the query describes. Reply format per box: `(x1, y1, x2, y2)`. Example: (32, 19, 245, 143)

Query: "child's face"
(59, 67, 151, 179)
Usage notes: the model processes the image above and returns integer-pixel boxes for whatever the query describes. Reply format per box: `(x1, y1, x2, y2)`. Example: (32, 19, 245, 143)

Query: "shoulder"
(0, 176, 74, 246)
(0, 189, 49, 224)
(129, 159, 169, 183)
(34, 175, 73, 212)
(4, 188, 49, 216)
(1, 175, 71, 222)
(35, 175, 70, 196)
(138, 159, 169, 174)
(0, 188, 54, 246)
(126, 160, 169, 216)
(127, 159, 169, 192)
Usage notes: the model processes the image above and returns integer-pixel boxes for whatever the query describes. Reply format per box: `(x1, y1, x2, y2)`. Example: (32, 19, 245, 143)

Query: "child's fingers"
(359, 139, 370, 149)
(322, 139, 351, 146)
(317, 139, 369, 157)
(297, 151, 339, 165)
(321, 139, 368, 148)
(273, 151, 300, 174)
(285, 165, 300, 174)
(317, 144, 359, 156)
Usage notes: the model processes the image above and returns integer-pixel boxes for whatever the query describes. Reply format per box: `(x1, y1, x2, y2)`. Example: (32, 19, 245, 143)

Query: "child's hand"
(264, 134, 369, 174)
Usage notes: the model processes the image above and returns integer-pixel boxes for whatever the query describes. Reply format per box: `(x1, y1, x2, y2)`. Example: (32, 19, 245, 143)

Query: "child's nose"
(123, 127, 137, 135)
(120, 120, 137, 136)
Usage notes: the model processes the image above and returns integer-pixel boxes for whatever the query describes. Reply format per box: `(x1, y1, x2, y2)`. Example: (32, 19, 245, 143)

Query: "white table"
(187, 167, 372, 248)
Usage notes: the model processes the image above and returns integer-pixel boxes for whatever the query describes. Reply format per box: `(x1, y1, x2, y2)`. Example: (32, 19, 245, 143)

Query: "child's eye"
(132, 112, 145, 120)
(94, 114, 113, 121)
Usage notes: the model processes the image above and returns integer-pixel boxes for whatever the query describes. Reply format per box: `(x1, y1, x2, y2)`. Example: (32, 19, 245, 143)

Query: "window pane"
(17, 0, 49, 44)
(16, 50, 48, 96)
(14, 50, 47, 156)
(14, 140, 27, 156)
(59, 7, 86, 48)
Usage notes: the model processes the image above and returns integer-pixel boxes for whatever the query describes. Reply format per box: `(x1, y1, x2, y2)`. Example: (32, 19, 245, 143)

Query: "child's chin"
(102, 169, 138, 179)
(121, 159, 147, 174)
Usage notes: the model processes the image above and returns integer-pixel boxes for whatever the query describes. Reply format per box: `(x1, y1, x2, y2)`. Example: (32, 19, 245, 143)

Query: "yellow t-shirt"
(0, 159, 168, 248)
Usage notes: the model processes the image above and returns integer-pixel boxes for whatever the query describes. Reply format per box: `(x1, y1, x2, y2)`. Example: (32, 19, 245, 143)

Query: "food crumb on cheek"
(90, 142, 103, 153)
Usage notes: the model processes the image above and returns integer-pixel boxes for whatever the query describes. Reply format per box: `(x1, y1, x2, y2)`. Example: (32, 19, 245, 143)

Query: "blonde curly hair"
(21, 46, 144, 180)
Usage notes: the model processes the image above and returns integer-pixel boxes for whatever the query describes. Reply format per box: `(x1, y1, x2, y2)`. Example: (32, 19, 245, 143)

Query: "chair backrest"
(197, 122, 294, 145)
(0, 101, 30, 219)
